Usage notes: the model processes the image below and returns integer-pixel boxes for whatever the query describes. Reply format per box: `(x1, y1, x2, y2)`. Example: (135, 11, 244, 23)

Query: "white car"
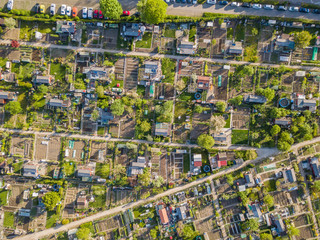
(82, 7, 87, 18)
(207, 0, 216, 4)
(289, 6, 299, 12)
(7, 0, 13, 10)
(231, 2, 240, 6)
(264, 4, 274, 10)
(60, 4, 66, 15)
(50, 3, 56, 15)
(88, 7, 93, 19)
(252, 4, 262, 9)
(66, 6, 71, 16)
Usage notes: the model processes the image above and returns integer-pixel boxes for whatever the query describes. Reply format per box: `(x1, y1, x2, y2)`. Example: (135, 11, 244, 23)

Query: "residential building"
(97, 108, 114, 126)
(18, 208, 31, 217)
(274, 214, 285, 233)
(247, 204, 263, 222)
(0, 91, 16, 105)
(197, 76, 212, 91)
(310, 157, 320, 179)
(218, 160, 227, 168)
(274, 118, 291, 126)
(177, 205, 187, 220)
(276, 34, 295, 50)
(47, 98, 71, 108)
(217, 152, 228, 161)
(77, 164, 95, 181)
(128, 161, 145, 176)
(76, 196, 88, 209)
(244, 173, 255, 187)
(121, 23, 146, 41)
(243, 94, 267, 104)
(213, 129, 231, 145)
(83, 66, 114, 82)
(228, 41, 243, 54)
(177, 40, 197, 55)
(139, 60, 162, 83)
(283, 168, 296, 183)
(56, 21, 76, 35)
(292, 93, 317, 112)
(155, 122, 171, 137)
(193, 154, 202, 167)
(33, 75, 54, 85)
(159, 208, 169, 225)
(23, 164, 39, 178)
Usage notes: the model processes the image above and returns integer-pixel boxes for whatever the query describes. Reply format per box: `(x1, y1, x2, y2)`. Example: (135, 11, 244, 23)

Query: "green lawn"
(178, 92, 194, 101)
(50, 63, 66, 81)
(46, 211, 59, 228)
(61, 162, 75, 176)
(174, 101, 189, 123)
(183, 154, 190, 173)
(95, 163, 110, 179)
(110, 79, 123, 88)
(20, 21, 54, 41)
(235, 24, 245, 42)
(231, 130, 248, 145)
(97, 127, 105, 136)
(264, 179, 277, 192)
(0, 190, 7, 206)
(137, 85, 146, 97)
(135, 32, 152, 49)
(189, 25, 197, 42)
(227, 27, 233, 40)
(89, 185, 106, 208)
(164, 27, 176, 38)
(3, 211, 14, 228)
(161, 58, 176, 84)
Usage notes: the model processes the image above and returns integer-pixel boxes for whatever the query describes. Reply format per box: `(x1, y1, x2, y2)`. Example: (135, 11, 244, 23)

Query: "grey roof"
(77, 168, 93, 177)
(0, 91, 15, 100)
(177, 206, 187, 220)
(274, 118, 291, 126)
(34, 75, 53, 84)
(244, 94, 267, 104)
(155, 122, 170, 137)
(23, 164, 38, 178)
(285, 169, 296, 183)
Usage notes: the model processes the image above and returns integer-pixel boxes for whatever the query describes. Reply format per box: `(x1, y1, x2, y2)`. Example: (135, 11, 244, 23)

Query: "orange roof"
(159, 208, 169, 224)
(197, 76, 211, 82)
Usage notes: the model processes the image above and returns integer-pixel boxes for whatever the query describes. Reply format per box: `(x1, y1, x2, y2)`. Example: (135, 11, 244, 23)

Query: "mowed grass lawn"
(0, 190, 8, 206)
(50, 63, 66, 81)
(135, 32, 152, 48)
(231, 129, 248, 145)
(264, 179, 277, 192)
(4, 211, 14, 228)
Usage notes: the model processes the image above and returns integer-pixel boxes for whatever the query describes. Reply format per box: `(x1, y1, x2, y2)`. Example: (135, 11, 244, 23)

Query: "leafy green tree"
(241, 218, 259, 232)
(210, 115, 226, 132)
(269, 107, 287, 118)
(110, 99, 125, 116)
(277, 141, 291, 152)
(96, 85, 105, 99)
(38, 85, 48, 94)
(216, 101, 226, 112)
(90, 109, 99, 121)
(245, 150, 257, 160)
(138, 168, 151, 186)
(42, 192, 61, 211)
(242, 66, 255, 76)
(251, 28, 258, 36)
(152, 176, 164, 188)
(312, 180, 320, 193)
(197, 134, 215, 150)
(226, 174, 234, 185)
(294, 31, 313, 49)
(4, 17, 16, 29)
(5, 101, 22, 115)
(182, 225, 199, 239)
(260, 233, 273, 240)
(100, 0, 123, 20)
(271, 125, 281, 136)
(287, 224, 300, 237)
(238, 191, 249, 205)
(194, 105, 203, 114)
(156, 101, 173, 122)
(256, 88, 275, 101)
(112, 164, 126, 181)
(139, 120, 151, 133)
(76, 227, 91, 240)
(263, 194, 274, 208)
(229, 95, 243, 106)
(137, 0, 168, 24)
(150, 229, 158, 239)
(98, 98, 109, 109)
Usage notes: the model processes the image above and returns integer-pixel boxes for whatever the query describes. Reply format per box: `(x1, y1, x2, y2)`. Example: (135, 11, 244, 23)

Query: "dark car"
(313, 9, 320, 14)
(219, 1, 228, 5)
(181, 0, 187, 3)
(176, 0, 181, 3)
(242, 2, 250, 7)
(34, 3, 40, 13)
(187, 0, 192, 4)
(299, 7, 310, 13)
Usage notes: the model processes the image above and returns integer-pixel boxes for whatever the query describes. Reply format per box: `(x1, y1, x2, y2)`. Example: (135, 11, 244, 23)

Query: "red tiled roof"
(218, 160, 227, 167)
(194, 161, 202, 167)
(159, 208, 169, 224)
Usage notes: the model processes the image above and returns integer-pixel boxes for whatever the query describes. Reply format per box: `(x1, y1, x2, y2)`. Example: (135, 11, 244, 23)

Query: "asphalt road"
(1, 0, 320, 21)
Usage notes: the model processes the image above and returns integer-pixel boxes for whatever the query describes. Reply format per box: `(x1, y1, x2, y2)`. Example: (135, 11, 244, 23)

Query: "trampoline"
(279, 98, 290, 108)
(203, 165, 210, 173)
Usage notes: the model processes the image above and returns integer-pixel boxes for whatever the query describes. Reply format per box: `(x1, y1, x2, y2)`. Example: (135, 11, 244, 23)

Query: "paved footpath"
(0, 40, 319, 71)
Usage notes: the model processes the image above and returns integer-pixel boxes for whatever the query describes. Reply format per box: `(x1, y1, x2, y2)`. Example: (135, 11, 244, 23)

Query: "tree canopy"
(294, 31, 313, 49)
(260, 233, 273, 240)
(182, 225, 199, 239)
(241, 218, 259, 232)
(210, 115, 226, 132)
(255, 88, 275, 101)
(138, 167, 151, 186)
(287, 224, 300, 237)
(263, 194, 274, 208)
(194, 105, 203, 114)
(197, 134, 215, 150)
(229, 95, 243, 106)
(216, 101, 226, 112)
(4, 17, 16, 29)
(271, 125, 281, 136)
(5, 101, 22, 115)
(42, 192, 61, 211)
(137, 0, 168, 24)
(110, 99, 125, 116)
(100, 0, 123, 20)
(156, 101, 173, 122)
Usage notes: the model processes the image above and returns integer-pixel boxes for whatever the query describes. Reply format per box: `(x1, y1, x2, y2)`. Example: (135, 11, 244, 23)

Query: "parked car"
(193, 0, 197, 4)
(176, 0, 181, 3)
(72, 7, 77, 17)
(277, 5, 287, 11)
(97, 22, 103, 27)
(7, 0, 13, 11)
(98, 10, 103, 19)
(313, 9, 320, 14)
(264, 4, 274, 10)
(181, 0, 186, 3)
(231, 2, 240, 6)
(241, 2, 250, 7)
(165, 0, 170, 3)
(40, 4, 45, 13)
(187, 0, 192, 4)
(7, 0, 13, 10)
(34, 3, 40, 13)
(219, 1, 228, 5)
(299, 7, 310, 13)
(252, 4, 262, 9)
(88, 7, 93, 19)
(50, 3, 56, 15)
(123, 10, 130, 16)
(66, 6, 71, 16)
(288, 6, 299, 12)
(93, 9, 98, 18)
(207, 0, 216, 4)
(60, 4, 66, 15)
(82, 7, 87, 18)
